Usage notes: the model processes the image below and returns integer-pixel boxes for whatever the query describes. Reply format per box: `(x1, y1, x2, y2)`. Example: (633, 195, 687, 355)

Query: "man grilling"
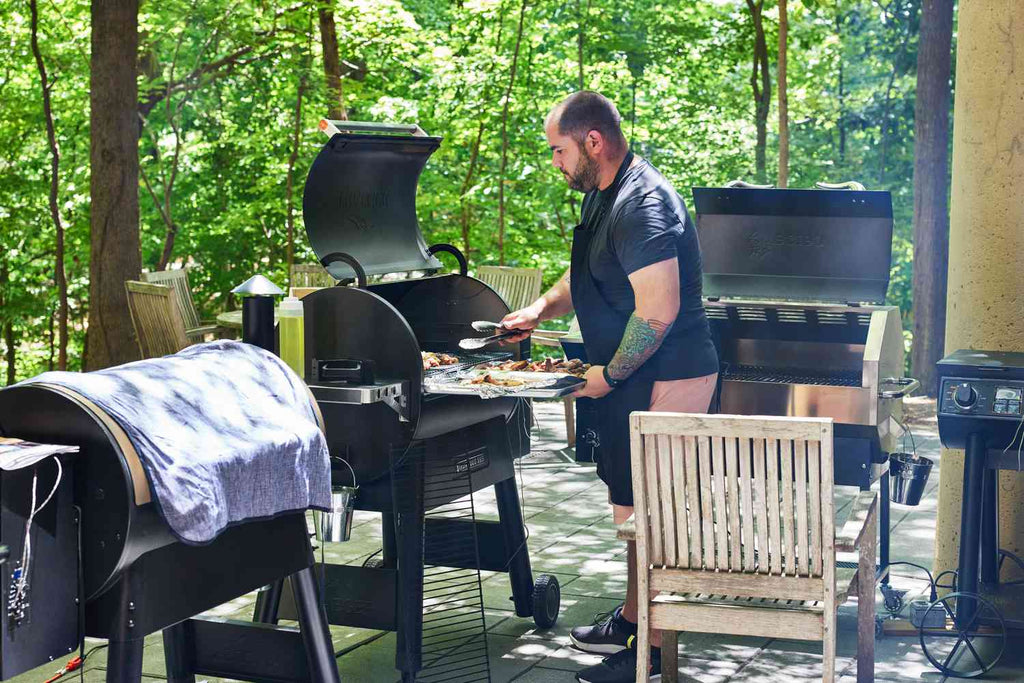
(501, 91, 719, 683)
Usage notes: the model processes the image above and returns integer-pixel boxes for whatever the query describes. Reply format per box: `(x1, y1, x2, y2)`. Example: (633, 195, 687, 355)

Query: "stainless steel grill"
(694, 183, 921, 586)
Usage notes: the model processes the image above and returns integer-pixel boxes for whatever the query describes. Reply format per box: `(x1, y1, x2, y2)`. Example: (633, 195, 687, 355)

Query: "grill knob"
(953, 383, 978, 409)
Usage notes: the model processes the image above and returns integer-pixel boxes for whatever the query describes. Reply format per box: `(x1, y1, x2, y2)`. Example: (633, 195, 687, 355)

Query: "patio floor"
(13, 397, 1024, 682)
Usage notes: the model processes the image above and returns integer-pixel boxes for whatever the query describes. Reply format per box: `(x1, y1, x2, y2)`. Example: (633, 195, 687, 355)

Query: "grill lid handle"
(427, 243, 468, 276)
(320, 252, 367, 288)
(879, 377, 920, 400)
(816, 180, 867, 191)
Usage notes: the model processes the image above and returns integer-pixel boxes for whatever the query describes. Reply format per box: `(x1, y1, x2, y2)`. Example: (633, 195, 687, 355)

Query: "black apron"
(570, 153, 655, 506)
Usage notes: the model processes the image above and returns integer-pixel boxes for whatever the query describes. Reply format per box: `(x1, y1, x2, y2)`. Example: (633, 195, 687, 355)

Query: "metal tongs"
(459, 321, 520, 350)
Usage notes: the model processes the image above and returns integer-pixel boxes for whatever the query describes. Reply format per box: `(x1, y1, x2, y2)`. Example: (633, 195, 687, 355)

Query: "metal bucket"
(314, 485, 357, 542)
(889, 453, 934, 506)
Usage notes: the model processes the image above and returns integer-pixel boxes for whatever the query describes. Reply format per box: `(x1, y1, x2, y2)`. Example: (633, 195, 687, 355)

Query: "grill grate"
(723, 364, 862, 387)
(424, 351, 513, 381)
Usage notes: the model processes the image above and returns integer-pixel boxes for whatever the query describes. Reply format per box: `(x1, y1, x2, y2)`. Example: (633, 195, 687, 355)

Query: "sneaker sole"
(576, 674, 660, 683)
(568, 632, 629, 654)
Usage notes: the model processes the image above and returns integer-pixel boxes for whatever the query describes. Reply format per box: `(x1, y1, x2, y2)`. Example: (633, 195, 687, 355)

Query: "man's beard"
(564, 146, 600, 192)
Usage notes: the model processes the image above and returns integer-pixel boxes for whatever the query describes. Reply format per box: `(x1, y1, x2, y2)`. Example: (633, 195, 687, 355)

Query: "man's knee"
(612, 503, 634, 526)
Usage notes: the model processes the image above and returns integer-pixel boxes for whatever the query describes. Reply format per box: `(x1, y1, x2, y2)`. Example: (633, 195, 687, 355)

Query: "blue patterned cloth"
(21, 340, 330, 545)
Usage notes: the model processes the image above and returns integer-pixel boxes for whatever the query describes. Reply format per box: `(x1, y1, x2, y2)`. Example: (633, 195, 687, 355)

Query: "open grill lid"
(692, 187, 894, 305)
(302, 122, 444, 280)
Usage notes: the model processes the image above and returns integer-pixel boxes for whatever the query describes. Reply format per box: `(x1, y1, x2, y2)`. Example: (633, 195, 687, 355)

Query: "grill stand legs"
(253, 579, 285, 624)
(957, 433, 988, 628)
(293, 566, 342, 681)
(394, 456, 425, 681)
(495, 477, 535, 617)
(105, 564, 146, 683)
(878, 469, 891, 584)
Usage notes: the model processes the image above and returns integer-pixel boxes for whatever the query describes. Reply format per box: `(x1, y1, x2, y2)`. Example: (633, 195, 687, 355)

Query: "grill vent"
(857, 314, 871, 326)
(705, 307, 729, 320)
(817, 312, 848, 325)
(777, 309, 807, 324)
(737, 307, 768, 321)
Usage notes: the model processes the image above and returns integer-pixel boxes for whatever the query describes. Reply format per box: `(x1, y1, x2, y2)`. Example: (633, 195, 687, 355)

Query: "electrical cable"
(887, 560, 938, 602)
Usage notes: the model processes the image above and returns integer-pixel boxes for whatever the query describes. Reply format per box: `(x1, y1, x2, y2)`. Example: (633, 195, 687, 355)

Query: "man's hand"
(499, 304, 543, 343)
(572, 364, 613, 399)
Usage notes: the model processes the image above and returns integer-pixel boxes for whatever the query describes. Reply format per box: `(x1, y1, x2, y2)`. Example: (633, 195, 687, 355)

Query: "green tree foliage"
(0, 0, 928, 380)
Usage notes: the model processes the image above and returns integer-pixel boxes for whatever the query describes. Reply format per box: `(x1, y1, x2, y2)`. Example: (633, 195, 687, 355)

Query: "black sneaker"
(575, 641, 662, 683)
(569, 606, 637, 654)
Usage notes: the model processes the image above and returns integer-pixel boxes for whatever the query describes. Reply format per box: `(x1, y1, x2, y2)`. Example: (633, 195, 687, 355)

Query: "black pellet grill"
(692, 185, 920, 590)
(0, 384, 340, 683)
(259, 122, 560, 683)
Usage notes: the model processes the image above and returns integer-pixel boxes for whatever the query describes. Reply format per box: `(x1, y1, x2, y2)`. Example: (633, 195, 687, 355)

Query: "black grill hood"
(692, 187, 894, 304)
(302, 125, 444, 280)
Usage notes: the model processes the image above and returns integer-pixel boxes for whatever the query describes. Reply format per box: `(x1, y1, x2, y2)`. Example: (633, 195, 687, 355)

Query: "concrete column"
(933, 0, 1024, 587)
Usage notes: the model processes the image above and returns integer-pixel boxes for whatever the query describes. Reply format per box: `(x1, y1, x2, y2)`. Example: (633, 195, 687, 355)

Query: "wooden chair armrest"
(194, 323, 219, 334)
(835, 490, 877, 552)
(616, 516, 636, 542)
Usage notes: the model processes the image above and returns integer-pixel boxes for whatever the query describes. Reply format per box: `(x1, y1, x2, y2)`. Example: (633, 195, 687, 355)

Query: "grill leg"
(878, 470, 890, 584)
(292, 566, 341, 683)
(957, 433, 987, 628)
(395, 457, 425, 679)
(981, 467, 999, 587)
(163, 620, 196, 683)
(383, 512, 398, 568)
(495, 477, 534, 618)
(106, 638, 145, 683)
(253, 579, 284, 624)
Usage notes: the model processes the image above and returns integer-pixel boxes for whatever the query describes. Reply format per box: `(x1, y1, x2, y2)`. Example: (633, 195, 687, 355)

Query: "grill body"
(0, 383, 338, 682)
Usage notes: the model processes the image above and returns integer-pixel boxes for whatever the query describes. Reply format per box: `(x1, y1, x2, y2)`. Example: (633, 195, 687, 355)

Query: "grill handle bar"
(878, 377, 920, 400)
(320, 251, 367, 288)
(428, 243, 468, 276)
(815, 180, 867, 191)
(319, 119, 428, 137)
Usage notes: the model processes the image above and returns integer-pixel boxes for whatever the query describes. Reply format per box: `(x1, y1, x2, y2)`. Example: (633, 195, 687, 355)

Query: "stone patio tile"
(487, 593, 621, 642)
(506, 665, 579, 682)
(530, 645, 605, 673)
(729, 647, 852, 682)
(556, 560, 627, 599)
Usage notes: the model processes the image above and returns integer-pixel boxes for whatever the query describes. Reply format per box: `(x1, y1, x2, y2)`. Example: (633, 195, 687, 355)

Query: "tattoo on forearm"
(606, 314, 673, 381)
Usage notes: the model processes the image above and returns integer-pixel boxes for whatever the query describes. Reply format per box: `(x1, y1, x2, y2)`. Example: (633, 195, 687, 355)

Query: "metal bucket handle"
(332, 456, 358, 489)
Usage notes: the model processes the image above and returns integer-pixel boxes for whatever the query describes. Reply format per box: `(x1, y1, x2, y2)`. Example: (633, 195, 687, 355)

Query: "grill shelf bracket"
(310, 381, 411, 422)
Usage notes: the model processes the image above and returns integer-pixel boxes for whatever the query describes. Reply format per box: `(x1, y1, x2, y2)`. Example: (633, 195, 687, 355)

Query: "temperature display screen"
(995, 387, 1022, 401)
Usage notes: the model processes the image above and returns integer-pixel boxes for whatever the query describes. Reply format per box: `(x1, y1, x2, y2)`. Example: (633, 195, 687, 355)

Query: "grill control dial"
(953, 383, 978, 409)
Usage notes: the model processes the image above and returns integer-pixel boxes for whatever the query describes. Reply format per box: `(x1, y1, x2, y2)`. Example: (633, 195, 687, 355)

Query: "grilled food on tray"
(422, 351, 460, 370)
(488, 357, 590, 377)
(468, 374, 526, 387)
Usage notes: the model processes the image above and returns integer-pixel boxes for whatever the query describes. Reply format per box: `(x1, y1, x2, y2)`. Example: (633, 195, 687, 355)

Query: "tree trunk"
(459, 120, 485, 257)
(30, 0, 68, 370)
(319, 4, 348, 121)
(577, 0, 590, 90)
(836, 11, 846, 163)
(777, 0, 788, 187)
(286, 69, 308, 287)
(910, 0, 954, 396)
(0, 259, 13, 385)
(746, 0, 771, 184)
(87, 0, 141, 369)
(497, 0, 529, 266)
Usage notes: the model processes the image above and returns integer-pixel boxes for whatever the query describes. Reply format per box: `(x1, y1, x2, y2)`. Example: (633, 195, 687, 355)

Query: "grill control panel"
(939, 378, 1023, 418)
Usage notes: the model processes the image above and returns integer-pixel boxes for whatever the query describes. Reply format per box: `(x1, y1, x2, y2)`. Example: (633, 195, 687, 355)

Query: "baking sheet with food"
(424, 364, 587, 398)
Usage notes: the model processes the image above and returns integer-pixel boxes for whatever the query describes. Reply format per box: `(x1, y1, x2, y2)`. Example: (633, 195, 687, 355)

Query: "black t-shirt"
(578, 157, 718, 380)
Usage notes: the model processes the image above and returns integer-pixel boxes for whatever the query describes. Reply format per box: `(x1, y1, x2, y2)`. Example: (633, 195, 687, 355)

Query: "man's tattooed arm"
(605, 314, 674, 381)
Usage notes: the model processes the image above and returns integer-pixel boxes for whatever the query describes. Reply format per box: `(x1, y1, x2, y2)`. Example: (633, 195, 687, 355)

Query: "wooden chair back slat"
(683, 436, 702, 567)
(795, 439, 811, 576)
(738, 436, 756, 572)
(809, 440, 824, 577)
(125, 281, 190, 359)
(644, 433, 664, 566)
(781, 439, 797, 575)
(725, 436, 743, 571)
(752, 437, 770, 573)
(670, 435, 690, 568)
(656, 434, 677, 567)
(766, 438, 783, 575)
(697, 436, 715, 569)
(476, 266, 543, 312)
(711, 436, 729, 569)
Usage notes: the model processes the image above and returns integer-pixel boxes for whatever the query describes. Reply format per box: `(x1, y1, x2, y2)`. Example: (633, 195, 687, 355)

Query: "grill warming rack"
(722, 364, 863, 387)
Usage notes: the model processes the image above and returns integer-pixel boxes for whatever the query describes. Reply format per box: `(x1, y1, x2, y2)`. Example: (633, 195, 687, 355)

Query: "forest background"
(0, 0, 954, 391)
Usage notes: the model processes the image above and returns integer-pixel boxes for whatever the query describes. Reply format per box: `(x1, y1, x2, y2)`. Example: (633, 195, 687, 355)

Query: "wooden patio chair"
(623, 413, 877, 683)
(125, 281, 191, 359)
(142, 268, 218, 343)
(291, 263, 336, 289)
(476, 265, 543, 313)
(533, 316, 582, 447)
